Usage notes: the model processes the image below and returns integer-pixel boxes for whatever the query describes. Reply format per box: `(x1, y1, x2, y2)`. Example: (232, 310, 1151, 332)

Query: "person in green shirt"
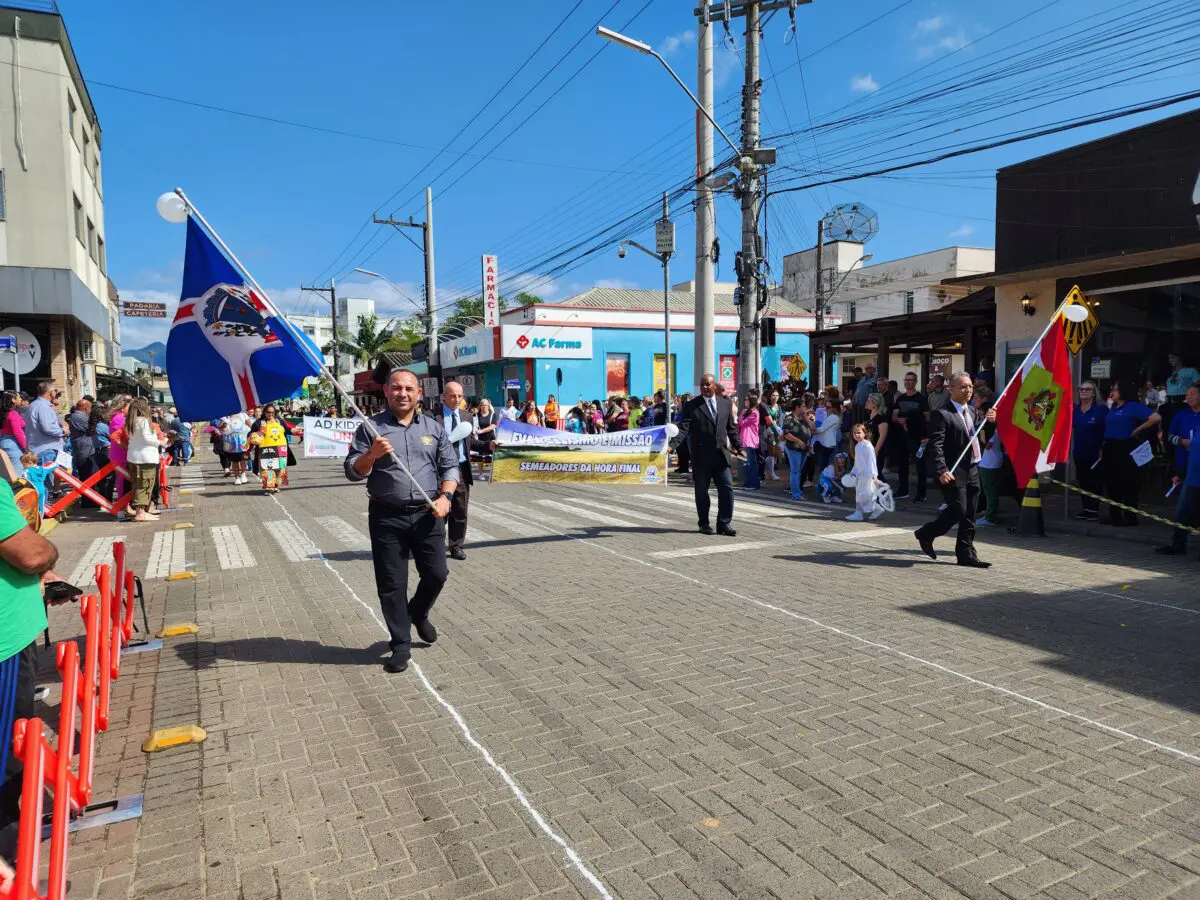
(0, 486, 59, 864)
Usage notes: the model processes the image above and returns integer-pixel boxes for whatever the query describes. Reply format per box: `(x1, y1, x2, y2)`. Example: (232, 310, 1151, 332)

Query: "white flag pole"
(946, 296, 1079, 474)
(172, 188, 436, 508)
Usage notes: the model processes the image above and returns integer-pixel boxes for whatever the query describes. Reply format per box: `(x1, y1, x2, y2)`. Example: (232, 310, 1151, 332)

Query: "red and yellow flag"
(994, 315, 1074, 486)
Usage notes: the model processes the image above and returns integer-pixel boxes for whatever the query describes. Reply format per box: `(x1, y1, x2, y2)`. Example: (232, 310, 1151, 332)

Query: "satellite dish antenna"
(821, 202, 879, 244)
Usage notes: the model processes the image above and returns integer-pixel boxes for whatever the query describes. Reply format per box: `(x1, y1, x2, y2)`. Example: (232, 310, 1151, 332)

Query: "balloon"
(156, 192, 188, 223)
(841, 473, 858, 488)
(1061, 303, 1090, 323)
(447, 421, 473, 443)
(665, 423, 679, 439)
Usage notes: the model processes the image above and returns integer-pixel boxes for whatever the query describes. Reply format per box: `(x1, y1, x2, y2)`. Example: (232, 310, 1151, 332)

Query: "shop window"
(653, 354, 676, 394)
(606, 353, 630, 398)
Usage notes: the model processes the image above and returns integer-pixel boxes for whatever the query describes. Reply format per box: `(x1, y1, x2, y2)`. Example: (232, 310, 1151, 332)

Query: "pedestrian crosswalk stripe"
(649, 540, 772, 559)
(493, 502, 573, 531)
(465, 526, 498, 543)
(544, 497, 672, 526)
(816, 527, 912, 541)
(534, 498, 661, 529)
(473, 505, 548, 537)
(315, 516, 371, 551)
(211, 525, 256, 569)
(264, 520, 321, 562)
(67, 536, 125, 590)
(146, 530, 187, 579)
(633, 492, 765, 519)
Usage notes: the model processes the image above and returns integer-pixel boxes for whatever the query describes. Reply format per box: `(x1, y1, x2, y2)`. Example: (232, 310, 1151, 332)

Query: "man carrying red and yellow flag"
(994, 314, 1074, 487)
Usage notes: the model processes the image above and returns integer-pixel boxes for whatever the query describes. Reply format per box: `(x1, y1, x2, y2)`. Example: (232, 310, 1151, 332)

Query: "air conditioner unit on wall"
(81, 340, 98, 363)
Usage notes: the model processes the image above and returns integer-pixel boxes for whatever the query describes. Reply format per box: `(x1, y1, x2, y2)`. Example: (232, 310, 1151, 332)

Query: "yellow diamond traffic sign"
(1062, 285, 1098, 356)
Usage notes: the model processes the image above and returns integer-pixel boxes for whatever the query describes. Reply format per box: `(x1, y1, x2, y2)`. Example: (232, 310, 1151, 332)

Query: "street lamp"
(353, 267, 422, 311)
(825, 254, 874, 303)
(596, 26, 743, 163)
(619, 196, 675, 411)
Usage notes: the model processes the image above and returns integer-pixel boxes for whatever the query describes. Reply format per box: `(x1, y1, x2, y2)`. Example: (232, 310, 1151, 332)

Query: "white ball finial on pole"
(156, 192, 188, 223)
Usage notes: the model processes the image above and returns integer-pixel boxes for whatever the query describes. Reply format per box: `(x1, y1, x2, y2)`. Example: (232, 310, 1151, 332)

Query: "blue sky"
(56, 0, 1200, 350)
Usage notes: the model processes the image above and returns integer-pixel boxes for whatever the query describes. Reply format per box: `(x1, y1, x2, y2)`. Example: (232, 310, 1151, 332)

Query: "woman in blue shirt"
(1071, 381, 1108, 520)
(1102, 379, 1161, 526)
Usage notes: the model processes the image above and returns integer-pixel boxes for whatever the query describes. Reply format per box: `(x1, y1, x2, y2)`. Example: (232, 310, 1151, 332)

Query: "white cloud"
(938, 29, 970, 52)
(915, 14, 946, 34)
(850, 73, 880, 93)
(660, 29, 696, 56)
(948, 223, 975, 240)
(594, 278, 641, 290)
(714, 42, 741, 89)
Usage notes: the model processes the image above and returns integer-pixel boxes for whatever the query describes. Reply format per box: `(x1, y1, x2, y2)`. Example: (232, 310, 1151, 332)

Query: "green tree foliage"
(323, 313, 421, 369)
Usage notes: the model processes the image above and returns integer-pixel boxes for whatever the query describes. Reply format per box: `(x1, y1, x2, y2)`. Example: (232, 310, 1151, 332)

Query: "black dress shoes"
(956, 558, 992, 569)
(383, 650, 409, 673)
(915, 531, 937, 560)
(414, 618, 438, 644)
(449, 547, 467, 560)
(717, 526, 737, 537)
(699, 524, 715, 535)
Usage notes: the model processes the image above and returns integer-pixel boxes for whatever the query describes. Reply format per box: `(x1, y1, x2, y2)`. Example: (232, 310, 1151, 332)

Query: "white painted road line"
(473, 505, 548, 537)
(552, 496, 672, 526)
(815, 527, 913, 542)
(635, 492, 765, 519)
(264, 520, 321, 562)
(649, 540, 773, 559)
(534, 499, 660, 528)
(67, 536, 125, 589)
(465, 526, 498, 543)
(316, 516, 371, 551)
(211, 525, 256, 570)
(145, 530, 187, 579)
(493, 502, 573, 531)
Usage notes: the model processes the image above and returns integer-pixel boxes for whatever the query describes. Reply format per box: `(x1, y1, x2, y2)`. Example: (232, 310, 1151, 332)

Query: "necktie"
(451, 411, 463, 462)
(707, 398, 717, 421)
(962, 405, 981, 463)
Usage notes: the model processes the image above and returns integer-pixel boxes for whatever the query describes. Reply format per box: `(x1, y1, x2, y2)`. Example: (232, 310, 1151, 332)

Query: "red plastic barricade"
(1, 541, 145, 900)
(46, 453, 173, 521)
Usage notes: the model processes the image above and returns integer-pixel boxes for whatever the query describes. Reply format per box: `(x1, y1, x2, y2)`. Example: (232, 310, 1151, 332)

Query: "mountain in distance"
(125, 342, 167, 365)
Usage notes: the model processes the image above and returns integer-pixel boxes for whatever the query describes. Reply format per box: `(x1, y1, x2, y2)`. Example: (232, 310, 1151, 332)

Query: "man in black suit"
(915, 372, 997, 567)
(670, 373, 743, 536)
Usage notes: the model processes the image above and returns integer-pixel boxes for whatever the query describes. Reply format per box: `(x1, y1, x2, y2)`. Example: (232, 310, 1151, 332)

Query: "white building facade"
(783, 242, 995, 378)
(0, 4, 116, 402)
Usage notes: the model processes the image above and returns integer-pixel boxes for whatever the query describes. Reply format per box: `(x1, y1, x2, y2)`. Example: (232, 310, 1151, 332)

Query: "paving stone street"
(41, 455, 1200, 899)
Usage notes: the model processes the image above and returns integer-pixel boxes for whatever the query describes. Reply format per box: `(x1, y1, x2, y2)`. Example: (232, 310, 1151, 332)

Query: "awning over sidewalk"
(808, 288, 995, 379)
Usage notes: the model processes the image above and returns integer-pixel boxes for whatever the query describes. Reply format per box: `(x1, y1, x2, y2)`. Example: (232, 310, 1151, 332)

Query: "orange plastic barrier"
(46, 454, 173, 520)
(1, 542, 144, 900)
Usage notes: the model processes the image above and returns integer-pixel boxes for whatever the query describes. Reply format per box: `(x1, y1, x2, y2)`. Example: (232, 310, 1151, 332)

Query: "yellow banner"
(491, 449, 667, 484)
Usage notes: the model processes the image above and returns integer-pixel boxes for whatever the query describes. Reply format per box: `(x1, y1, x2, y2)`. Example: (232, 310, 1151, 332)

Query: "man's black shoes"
(383, 650, 409, 673)
(449, 547, 467, 560)
(699, 524, 715, 535)
(915, 531, 937, 560)
(956, 558, 992, 569)
(414, 618, 438, 644)
(717, 526, 737, 537)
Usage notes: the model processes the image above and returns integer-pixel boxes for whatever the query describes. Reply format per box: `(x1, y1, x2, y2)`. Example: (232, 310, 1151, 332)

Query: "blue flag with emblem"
(167, 217, 323, 421)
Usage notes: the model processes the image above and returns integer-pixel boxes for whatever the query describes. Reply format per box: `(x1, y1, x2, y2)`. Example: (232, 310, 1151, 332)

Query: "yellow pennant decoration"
(1062, 285, 1098, 356)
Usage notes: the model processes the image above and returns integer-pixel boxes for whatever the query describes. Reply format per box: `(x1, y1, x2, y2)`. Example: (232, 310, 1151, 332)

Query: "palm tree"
(323, 314, 416, 370)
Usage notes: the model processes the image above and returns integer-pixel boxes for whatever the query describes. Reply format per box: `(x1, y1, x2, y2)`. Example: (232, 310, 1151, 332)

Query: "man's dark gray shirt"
(344, 409, 459, 506)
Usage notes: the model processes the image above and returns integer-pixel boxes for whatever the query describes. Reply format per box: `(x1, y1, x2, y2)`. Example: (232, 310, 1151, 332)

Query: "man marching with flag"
(915, 297, 1083, 565)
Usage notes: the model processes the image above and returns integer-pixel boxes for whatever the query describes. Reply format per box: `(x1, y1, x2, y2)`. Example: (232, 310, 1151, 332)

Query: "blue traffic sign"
(0, 336, 16, 352)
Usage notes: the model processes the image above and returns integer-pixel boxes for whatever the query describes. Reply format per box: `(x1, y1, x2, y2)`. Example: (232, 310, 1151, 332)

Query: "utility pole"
(737, 0, 762, 399)
(300, 279, 340, 415)
(374, 186, 438, 374)
(694, 11, 715, 390)
(813, 217, 824, 392)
